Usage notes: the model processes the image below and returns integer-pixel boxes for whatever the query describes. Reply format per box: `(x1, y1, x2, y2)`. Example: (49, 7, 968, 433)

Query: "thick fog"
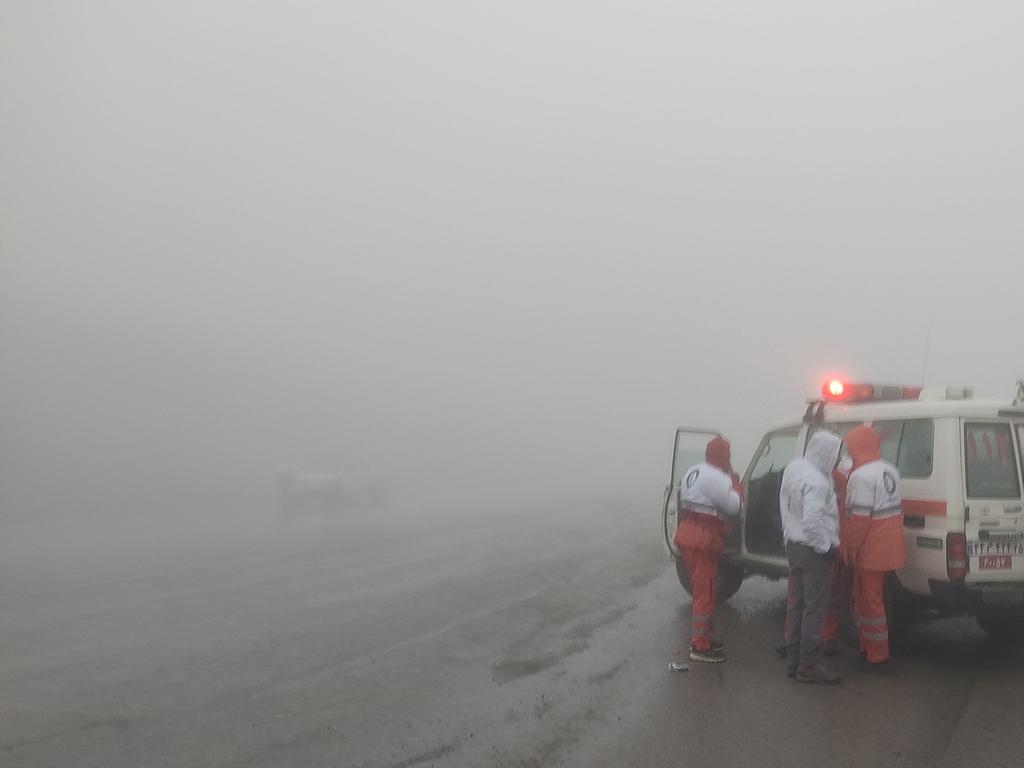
(2, 2, 1021, 541)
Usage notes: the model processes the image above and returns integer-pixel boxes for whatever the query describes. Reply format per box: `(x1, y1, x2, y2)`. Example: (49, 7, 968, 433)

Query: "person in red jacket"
(845, 425, 904, 671)
(673, 436, 743, 663)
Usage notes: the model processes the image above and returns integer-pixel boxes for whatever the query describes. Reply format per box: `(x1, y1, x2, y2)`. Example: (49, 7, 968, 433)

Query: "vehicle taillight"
(947, 532, 968, 582)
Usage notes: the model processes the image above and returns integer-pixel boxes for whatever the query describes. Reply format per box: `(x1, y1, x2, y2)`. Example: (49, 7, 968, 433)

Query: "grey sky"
(2, 2, 1020, 515)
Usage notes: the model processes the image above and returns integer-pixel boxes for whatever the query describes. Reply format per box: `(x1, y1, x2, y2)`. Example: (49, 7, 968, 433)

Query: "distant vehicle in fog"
(278, 463, 390, 514)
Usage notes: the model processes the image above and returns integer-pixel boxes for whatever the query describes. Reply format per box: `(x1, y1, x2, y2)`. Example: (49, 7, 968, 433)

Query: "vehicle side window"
(896, 420, 934, 478)
(806, 422, 859, 446)
(965, 422, 1021, 499)
(875, 420, 902, 465)
(672, 434, 710, 488)
(750, 431, 799, 482)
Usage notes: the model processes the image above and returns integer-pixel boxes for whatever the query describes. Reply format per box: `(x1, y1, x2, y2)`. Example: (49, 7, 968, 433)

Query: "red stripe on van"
(903, 499, 947, 517)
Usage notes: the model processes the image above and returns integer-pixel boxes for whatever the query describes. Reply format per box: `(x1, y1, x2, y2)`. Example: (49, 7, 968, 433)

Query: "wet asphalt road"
(2, 503, 1024, 768)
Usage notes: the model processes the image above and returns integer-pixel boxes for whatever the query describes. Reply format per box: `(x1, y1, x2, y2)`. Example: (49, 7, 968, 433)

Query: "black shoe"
(689, 646, 727, 664)
(796, 662, 842, 685)
(856, 658, 893, 674)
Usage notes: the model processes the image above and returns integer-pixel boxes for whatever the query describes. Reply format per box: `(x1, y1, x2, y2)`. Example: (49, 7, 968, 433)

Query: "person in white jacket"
(673, 436, 743, 663)
(779, 430, 842, 685)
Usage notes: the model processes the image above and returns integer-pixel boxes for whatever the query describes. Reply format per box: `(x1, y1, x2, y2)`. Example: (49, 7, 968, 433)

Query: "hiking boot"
(822, 638, 839, 657)
(710, 638, 725, 652)
(689, 646, 727, 664)
(856, 657, 894, 674)
(795, 662, 842, 685)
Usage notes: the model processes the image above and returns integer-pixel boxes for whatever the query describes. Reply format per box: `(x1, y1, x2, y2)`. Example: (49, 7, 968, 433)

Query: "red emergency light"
(826, 379, 846, 398)
(821, 380, 923, 404)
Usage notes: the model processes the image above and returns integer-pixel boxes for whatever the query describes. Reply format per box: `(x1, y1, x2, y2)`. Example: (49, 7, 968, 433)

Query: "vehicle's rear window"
(964, 422, 1021, 499)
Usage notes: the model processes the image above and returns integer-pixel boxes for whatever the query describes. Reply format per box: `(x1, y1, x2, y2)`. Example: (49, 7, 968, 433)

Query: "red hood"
(845, 425, 881, 469)
(706, 436, 732, 474)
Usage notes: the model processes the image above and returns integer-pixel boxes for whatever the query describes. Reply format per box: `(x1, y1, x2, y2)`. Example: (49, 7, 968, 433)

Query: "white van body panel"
(761, 400, 1024, 602)
(665, 393, 1024, 617)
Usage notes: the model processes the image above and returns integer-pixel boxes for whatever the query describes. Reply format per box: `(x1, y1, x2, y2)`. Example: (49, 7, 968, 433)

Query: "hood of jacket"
(846, 425, 882, 469)
(705, 436, 733, 474)
(805, 430, 842, 477)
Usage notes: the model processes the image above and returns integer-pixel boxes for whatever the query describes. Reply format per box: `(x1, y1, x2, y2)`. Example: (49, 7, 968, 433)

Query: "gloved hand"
(730, 473, 744, 496)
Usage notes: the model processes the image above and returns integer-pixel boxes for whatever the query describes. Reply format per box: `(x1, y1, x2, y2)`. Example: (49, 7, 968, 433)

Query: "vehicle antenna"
(919, 313, 935, 388)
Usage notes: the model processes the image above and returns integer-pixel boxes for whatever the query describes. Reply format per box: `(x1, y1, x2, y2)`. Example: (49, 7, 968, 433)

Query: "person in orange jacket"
(673, 436, 743, 663)
(844, 425, 904, 672)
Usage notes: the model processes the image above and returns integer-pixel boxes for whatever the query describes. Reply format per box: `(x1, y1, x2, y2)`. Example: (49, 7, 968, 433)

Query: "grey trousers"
(785, 541, 833, 669)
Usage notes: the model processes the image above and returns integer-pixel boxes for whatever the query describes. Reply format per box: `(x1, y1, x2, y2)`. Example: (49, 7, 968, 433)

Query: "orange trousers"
(853, 569, 889, 662)
(682, 547, 718, 651)
(822, 559, 846, 642)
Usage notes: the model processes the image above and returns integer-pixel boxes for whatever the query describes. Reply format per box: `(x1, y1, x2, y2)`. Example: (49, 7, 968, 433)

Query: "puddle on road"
(491, 647, 584, 685)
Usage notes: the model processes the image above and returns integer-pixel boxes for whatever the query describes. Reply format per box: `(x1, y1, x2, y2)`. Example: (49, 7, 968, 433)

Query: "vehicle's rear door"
(663, 428, 720, 558)
(962, 420, 1024, 596)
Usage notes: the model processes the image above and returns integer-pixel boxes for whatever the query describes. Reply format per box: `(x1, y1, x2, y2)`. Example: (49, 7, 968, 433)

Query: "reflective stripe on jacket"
(845, 459, 905, 571)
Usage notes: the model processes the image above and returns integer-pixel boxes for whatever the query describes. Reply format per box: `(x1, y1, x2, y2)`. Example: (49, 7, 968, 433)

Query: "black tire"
(976, 610, 1024, 642)
(675, 558, 745, 605)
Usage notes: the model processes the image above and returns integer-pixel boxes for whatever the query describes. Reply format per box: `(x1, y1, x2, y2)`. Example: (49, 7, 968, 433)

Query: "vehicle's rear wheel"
(674, 558, 745, 605)
(976, 610, 1024, 642)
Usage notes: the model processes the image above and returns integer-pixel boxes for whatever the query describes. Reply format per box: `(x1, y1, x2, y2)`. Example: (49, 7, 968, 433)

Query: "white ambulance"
(662, 380, 1024, 639)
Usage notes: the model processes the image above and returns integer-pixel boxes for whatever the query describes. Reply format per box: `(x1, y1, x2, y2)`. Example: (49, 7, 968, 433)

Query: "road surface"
(2, 501, 1023, 767)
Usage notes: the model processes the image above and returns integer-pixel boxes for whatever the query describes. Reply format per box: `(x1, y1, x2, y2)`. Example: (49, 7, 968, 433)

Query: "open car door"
(740, 426, 802, 564)
(663, 428, 720, 558)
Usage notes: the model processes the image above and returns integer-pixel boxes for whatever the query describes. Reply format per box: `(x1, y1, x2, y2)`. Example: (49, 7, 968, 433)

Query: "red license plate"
(980, 555, 1012, 570)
